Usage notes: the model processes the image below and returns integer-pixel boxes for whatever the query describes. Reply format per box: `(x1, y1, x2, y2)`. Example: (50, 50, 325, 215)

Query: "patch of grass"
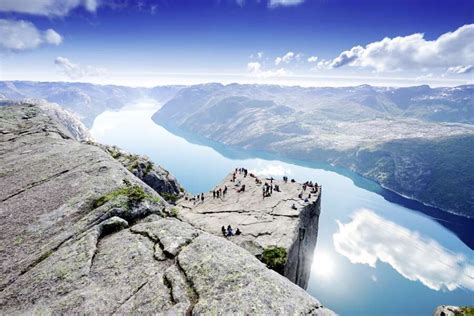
(93, 184, 147, 209)
(261, 246, 287, 274)
(457, 307, 474, 315)
(169, 207, 179, 217)
(93, 182, 163, 210)
(179, 187, 185, 193)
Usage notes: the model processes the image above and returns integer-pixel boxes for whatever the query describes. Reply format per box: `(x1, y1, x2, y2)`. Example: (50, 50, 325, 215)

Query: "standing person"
(201, 193, 204, 202)
(213, 190, 216, 199)
(221, 226, 227, 237)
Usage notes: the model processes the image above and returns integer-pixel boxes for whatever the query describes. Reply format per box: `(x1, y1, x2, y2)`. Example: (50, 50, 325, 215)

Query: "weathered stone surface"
(93, 143, 184, 201)
(131, 217, 200, 257)
(177, 171, 321, 289)
(178, 234, 332, 315)
(0, 104, 334, 314)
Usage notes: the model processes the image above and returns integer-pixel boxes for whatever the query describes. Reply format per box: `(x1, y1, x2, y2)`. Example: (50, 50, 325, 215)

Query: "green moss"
(93, 182, 162, 210)
(93, 185, 147, 209)
(170, 207, 179, 218)
(457, 307, 474, 315)
(179, 187, 185, 193)
(261, 246, 287, 274)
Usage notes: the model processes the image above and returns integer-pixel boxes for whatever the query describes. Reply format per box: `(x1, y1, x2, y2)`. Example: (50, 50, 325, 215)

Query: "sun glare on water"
(313, 250, 335, 278)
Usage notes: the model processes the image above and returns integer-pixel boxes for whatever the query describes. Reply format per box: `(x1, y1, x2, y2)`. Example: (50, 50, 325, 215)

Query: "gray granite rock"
(0, 103, 334, 314)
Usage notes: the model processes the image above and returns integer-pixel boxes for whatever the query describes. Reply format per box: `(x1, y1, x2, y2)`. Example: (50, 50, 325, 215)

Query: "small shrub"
(170, 207, 179, 217)
(261, 246, 287, 274)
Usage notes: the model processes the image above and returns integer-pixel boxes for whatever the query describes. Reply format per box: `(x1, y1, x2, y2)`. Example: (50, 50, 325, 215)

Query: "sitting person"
(227, 225, 234, 236)
(221, 225, 227, 237)
(235, 228, 241, 235)
(291, 203, 297, 210)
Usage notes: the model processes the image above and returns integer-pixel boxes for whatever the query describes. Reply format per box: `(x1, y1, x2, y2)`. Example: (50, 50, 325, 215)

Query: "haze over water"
(91, 102, 473, 315)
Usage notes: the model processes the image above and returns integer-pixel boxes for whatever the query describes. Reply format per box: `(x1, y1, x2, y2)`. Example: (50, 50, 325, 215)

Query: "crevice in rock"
(198, 209, 252, 215)
(1, 169, 70, 202)
(162, 274, 176, 305)
(129, 229, 173, 259)
(244, 232, 272, 238)
(175, 258, 199, 315)
(270, 213, 300, 218)
(111, 280, 149, 315)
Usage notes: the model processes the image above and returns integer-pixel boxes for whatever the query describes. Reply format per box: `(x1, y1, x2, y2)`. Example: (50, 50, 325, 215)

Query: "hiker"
(236, 228, 241, 235)
(213, 190, 216, 199)
(227, 225, 234, 236)
(291, 204, 297, 210)
(274, 184, 280, 192)
(201, 193, 204, 202)
(221, 226, 227, 237)
(298, 192, 303, 199)
(223, 185, 227, 196)
(291, 179, 296, 183)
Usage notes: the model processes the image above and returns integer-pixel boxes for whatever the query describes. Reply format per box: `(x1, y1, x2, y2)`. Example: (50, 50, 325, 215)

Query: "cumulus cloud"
(250, 165, 292, 177)
(0, 0, 99, 16)
(268, 0, 305, 8)
(247, 62, 287, 78)
(333, 209, 474, 292)
(0, 19, 62, 51)
(447, 65, 473, 74)
(325, 24, 474, 73)
(275, 51, 295, 65)
(55, 56, 106, 80)
(307, 56, 318, 63)
(247, 62, 288, 78)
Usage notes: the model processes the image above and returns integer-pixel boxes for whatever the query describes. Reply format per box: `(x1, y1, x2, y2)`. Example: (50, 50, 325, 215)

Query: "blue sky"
(0, 0, 473, 87)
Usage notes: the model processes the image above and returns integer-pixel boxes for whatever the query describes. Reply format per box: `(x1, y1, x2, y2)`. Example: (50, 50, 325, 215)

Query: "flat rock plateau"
(177, 171, 322, 289)
(0, 103, 334, 315)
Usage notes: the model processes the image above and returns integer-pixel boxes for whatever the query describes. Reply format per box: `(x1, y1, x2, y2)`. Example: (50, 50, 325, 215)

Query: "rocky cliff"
(0, 104, 333, 315)
(175, 172, 321, 289)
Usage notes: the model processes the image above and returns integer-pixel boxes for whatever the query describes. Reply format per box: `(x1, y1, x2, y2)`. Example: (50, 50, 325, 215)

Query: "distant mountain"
(153, 83, 474, 217)
(0, 81, 183, 127)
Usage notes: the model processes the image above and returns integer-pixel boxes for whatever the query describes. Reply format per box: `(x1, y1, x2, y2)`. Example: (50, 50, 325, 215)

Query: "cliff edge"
(0, 104, 333, 314)
(176, 171, 321, 289)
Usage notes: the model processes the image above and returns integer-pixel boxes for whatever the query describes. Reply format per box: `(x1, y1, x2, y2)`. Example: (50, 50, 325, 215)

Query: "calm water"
(91, 101, 474, 315)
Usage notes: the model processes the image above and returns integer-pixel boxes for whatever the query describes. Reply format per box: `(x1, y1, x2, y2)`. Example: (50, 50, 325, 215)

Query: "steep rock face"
(176, 172, 321, 289)
(92, 143, 184, 201)
(0, 104, 333, 315)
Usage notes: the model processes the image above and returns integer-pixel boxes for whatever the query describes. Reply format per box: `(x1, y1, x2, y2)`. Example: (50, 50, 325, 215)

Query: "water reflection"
(333, 209, 474, 291)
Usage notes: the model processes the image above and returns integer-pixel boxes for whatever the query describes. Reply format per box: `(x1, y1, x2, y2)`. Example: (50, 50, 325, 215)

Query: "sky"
(0, 0, 473, 87)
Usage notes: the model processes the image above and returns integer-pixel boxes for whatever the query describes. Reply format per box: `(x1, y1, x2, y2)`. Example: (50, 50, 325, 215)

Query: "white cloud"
(307, 56, 318, 63)
(257, 51, 264, 59)
(250, 165, 292, 177)
(54, 56, 106, 80)
(247, 62, 288, 78)
(268, 0, 305, 8)
(333, 209, 474, 292)
(0, 19, 62, 51)
(44, 29, 63, 45)
(447, 65, 473, 74)
(275, 51, 295, 65)
(0, 0, 99, 16)
(326, 24, 474, 73)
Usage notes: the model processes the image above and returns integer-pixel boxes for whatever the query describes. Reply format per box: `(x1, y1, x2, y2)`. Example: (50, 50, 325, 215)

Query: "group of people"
(186, 193, 205, 204)
(282, 176, 296, 183)
(212, 186, 228, 199)
(221, 225, 241, 237)
(302, 181, 319, 194)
